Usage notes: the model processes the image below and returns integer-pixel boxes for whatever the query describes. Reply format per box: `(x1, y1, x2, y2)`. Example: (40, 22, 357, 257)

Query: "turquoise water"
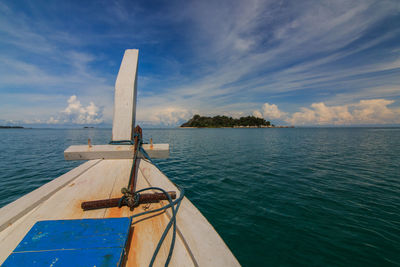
(0, 128, 399, 266)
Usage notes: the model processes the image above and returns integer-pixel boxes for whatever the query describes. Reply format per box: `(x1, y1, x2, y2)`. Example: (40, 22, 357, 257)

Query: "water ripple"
(0, 127, 400, 266)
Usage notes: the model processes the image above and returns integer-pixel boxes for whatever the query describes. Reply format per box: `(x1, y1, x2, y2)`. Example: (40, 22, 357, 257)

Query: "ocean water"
(0, 127, 399, 266)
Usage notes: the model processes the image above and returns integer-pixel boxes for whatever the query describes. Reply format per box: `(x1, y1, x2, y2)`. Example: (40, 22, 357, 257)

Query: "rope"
(109, 140, 134, 145)
(131, 186, 184, 267)
(118, 188, 141, 210)
(110, 129, 184, 267)
(110, 132, 142, 191)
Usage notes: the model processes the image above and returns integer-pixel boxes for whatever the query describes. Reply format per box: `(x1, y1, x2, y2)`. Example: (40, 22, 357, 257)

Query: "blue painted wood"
(3, 248, 124, 267)
(3, 217, 132, 267)
(14, 217, 131, 252)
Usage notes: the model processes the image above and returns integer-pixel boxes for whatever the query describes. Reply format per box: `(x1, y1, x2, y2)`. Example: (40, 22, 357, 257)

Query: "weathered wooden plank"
(103, 159, 195, 267)
(0, 159, 101, 232)
(12, 218, 131, 252)
(4, 217, 131, 267)
(0, 158, 195, 266)
(141, 144, 170, 159)
(0, 158, 238, 266)
(112, 49, 139, 141)
(139, 159, 240, 267)
(0, 46, 239, 266)
(64, 144, 169, 160)
(0, 159, 130, 264)
(3, 248, 125, 267)
(3, 218, 131, 267)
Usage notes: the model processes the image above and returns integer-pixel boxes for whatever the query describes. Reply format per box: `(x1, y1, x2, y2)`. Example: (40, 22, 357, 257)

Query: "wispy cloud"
(135, 0, 400, 125)
(0, 0, 400, 126)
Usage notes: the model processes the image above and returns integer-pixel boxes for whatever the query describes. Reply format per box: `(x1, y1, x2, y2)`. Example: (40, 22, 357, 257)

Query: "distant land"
(0, 126, 25, 129)
(180, 115, 294, 128)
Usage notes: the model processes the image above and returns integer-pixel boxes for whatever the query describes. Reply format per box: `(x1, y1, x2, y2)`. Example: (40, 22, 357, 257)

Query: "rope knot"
(118, 187, 140, 210)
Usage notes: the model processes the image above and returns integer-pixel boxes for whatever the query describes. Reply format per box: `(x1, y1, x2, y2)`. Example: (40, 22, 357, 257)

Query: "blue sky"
(0, 0, 399, 127)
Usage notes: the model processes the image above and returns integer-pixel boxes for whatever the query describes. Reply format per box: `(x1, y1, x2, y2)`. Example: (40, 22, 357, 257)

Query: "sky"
(0, 0, 399, 127)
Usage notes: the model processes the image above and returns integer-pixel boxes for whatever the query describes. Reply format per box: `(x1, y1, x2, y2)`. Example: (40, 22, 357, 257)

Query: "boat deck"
(0, 49, 240, 266)
(0, 159, 239, 266)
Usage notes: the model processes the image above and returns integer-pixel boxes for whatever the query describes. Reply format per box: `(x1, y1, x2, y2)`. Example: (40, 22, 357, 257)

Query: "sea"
(0, 127, 399, 266)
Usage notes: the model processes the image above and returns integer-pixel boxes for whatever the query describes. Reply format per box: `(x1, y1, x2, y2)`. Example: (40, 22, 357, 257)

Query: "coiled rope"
(110, 131, 184, 267)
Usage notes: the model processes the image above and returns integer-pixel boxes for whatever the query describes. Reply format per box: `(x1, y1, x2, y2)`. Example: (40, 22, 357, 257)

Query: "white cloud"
(252, 110, 263, 118)
(351, 99, 399, 124)
(142, 0, 400, 118)
(288, 103, 352, 125)
(261, 103, 288, 120)
(255, 99, 400, 125)
(0, 95, 103, 126)
(47, 116, 59, 124)
(59, 95, 103, 124)
(1, 0, 400, 127)
(141, 106, 192, 127)
(138, 98, 400, 127)
(253, 102, 288, 121)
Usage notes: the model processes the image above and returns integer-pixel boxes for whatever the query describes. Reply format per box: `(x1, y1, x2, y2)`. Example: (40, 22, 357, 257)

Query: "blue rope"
(131, 186, 184, 267)
(109, 134, 184, 267)
(109, 140, 134, 145)
(108, 133, 140, 145)
(139, 146, 161, 168)
(135, 146, 184, 267)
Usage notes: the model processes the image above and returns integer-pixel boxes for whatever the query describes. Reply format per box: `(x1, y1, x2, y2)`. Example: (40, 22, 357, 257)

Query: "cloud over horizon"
(138, 107, 192, 127)
(253, 99, 400, 126)
(46, 95, 103, 125)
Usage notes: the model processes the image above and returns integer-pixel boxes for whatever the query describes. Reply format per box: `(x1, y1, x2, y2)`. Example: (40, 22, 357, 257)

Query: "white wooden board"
(0, 159, 195, 267)
(0, 160, 101, 232)
(139, 159, 240, 267)
(0, 48, 239, 266)
(112, 49, 139, 141)
(0, 159, 240, 266)
(64, 144, 169, 160)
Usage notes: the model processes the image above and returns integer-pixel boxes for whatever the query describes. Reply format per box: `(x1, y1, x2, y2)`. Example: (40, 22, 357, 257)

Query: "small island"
(0, 126, 25, 129)
(181, 114, 273, 128)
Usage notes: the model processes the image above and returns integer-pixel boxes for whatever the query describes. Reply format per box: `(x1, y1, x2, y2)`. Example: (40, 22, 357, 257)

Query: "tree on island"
(181, 114, 271, 128)
(0, 126, 24, 129)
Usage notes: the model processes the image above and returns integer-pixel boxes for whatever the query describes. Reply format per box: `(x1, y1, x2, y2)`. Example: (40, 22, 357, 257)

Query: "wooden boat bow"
(0, 49, 240, 267)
